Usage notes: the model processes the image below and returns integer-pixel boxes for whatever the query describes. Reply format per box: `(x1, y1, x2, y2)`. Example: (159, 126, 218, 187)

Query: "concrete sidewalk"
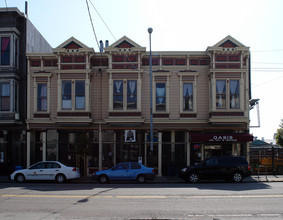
(1, 175, 283, 183)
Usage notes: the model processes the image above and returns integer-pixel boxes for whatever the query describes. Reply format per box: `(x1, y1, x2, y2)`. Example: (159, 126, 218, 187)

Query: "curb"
(1, 176, 283, 184)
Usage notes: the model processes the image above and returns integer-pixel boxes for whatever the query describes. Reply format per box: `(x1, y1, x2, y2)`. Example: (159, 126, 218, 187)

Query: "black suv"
(179, 156, 251, 183)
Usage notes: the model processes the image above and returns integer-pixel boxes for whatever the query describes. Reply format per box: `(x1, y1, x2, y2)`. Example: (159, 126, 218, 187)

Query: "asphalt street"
(0, 181, 283, 219)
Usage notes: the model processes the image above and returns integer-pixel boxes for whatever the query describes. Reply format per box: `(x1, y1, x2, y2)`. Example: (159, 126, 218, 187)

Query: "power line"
(85, 0, 100, 51)
(252, 62, 283, 65)
(252, 75, 283, 88)
(88, 0, 116, 41)
(251, 49, 283, 52)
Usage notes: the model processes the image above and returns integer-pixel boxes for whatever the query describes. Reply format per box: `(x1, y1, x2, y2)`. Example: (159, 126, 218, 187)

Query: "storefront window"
(46, 130, 57, 161)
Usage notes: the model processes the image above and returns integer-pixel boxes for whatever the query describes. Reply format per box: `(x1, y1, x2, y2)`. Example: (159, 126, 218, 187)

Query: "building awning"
(190, 133, 253, 143)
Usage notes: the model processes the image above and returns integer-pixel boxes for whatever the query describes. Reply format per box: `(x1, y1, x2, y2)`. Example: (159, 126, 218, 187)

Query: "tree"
(275, 119, 283, 147)
(74, 132, 92, 176)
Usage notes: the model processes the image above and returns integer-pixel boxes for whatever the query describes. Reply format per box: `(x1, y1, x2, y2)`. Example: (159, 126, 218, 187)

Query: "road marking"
(1, 194, 283, 199)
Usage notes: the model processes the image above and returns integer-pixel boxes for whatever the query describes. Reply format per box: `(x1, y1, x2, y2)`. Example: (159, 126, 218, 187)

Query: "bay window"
(1, 37, 10, 66)
(0, 82, 10, 111)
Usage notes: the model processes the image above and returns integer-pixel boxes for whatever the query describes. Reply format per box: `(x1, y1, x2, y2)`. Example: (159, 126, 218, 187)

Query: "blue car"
(92, 162, 155, 183)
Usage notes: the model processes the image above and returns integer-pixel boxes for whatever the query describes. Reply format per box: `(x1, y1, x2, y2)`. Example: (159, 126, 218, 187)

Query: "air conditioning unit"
(15, 113, 19, 120)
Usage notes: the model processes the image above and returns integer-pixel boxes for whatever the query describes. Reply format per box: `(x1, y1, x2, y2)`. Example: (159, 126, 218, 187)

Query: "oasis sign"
(208, 135, 237, 142)
(189, 133, 253, 143)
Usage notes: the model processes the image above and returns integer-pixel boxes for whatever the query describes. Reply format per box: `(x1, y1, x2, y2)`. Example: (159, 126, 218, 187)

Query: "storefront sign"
(125, 130, 136, 142)
(209, 136, 236, 142)
(190, 133, 253, 143)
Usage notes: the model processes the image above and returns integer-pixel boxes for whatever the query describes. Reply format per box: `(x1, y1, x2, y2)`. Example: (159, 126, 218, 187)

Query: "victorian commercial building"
(26, 35, 253, 176)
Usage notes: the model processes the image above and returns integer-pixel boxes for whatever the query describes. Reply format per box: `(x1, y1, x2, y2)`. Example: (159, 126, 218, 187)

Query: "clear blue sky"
(2, 0, 283, 141)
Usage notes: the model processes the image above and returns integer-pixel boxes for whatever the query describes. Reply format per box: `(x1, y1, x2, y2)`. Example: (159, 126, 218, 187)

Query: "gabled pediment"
(64, 41, 82, 49)
(207, 35, 249, 52)
(53, 37, 94, 53)
(105, 36, 146, 52)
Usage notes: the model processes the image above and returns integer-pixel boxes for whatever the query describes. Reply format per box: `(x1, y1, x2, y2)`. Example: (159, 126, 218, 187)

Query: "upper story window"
(156, 83, 166, 111)
(75, 81, 85, 110)
(62, 81, 72, 109)
(0, 35, 19, 67)
(62, 80, 85, 110)
(0, 82, 10, 111)
(230, 80, 240, 109)
(0, 80, 18, 113)
(113, 80, 137, 110)
(183, 83, 193, 111)
(127, 80, 137, 109)
(37, 83, 47, 111)
(1, 37, 10, 65)
(113, 80, 123, 110)
(216, 79, 240, 109)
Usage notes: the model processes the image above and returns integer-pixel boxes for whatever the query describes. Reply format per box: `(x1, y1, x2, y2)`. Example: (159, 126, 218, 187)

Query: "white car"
(10, 161, 80, 183)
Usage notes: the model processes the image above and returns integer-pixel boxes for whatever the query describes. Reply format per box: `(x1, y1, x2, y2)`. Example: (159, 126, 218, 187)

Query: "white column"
(158, 131, 162, 176)
(27, 131, 31, 167)
(42, 131, 47, 161)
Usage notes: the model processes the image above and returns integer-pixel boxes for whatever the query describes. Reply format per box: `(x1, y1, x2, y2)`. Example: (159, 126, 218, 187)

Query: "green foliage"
(275, 119, 283, 147)
(74, 133, 91, 157)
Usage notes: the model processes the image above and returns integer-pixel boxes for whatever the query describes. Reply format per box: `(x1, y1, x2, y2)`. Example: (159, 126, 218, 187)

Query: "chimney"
(99, 40, 104, 52)
(105, 40, 109, 48)
(25, 1, 28, 16)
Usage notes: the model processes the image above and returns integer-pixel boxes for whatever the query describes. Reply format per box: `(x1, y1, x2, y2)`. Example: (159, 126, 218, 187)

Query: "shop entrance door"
(118, 144, 140, 163)
(204, 144, 232, 158)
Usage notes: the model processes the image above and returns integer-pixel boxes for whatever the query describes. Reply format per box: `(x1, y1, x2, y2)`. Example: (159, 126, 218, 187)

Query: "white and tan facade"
(26, 35, 253, 176)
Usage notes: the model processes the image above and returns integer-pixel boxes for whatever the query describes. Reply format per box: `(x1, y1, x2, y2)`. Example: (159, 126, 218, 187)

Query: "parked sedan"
(92, 162, 155, 183)
(10, 161, 80, 183)
(179, 156, 251, 183)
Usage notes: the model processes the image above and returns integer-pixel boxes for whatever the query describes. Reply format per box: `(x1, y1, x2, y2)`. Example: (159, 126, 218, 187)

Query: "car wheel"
(15, 174, 25, 183)
(56, 174, 66, 183)
(188, 173, 199, 183)
(137, 175, 146, 183)
(99, 175, 109, 184)
(232, 172, 243, 183)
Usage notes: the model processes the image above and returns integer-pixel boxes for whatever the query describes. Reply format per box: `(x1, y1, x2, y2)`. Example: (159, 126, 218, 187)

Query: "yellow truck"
(255, 157, 283, 174)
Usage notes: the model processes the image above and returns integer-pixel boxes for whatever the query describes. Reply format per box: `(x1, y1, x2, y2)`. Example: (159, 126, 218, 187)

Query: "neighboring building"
(0, 8, 52, 174)
(26, 35, 253, 176)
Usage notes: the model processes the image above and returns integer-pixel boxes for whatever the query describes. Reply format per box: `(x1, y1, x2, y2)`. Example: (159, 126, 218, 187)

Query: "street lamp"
(148, 27, 153, 151)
